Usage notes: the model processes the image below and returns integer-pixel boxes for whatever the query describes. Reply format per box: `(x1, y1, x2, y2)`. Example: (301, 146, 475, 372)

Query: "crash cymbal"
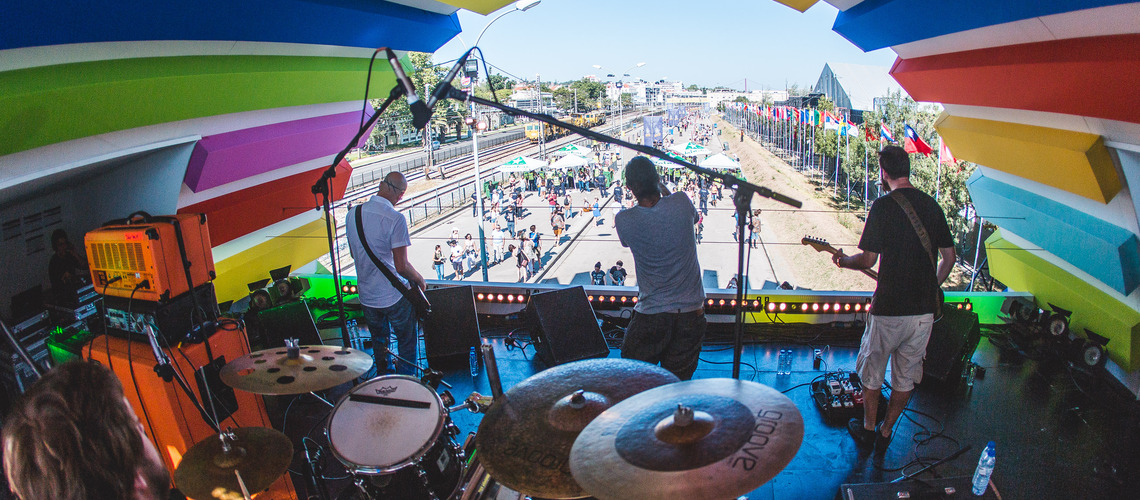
(174, 427, 292, 500)
(475, 358, 680, 499)
(220, 344, 372, 395)
(570, 378, 803, 500)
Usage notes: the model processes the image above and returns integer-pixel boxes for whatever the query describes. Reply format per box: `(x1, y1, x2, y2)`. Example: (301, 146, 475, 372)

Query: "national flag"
(939, 137, 957, 164)
(903, 124, 933, 155)
(823, 111, 841, 131)
(865, 123, 876, 141)
(880, 124, 895, 143)
(839, 120, 857, 137)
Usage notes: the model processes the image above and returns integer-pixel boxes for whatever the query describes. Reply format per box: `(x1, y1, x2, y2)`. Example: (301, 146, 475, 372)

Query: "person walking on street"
(492, 224, 506, 264)
(551, 207, 566, 245)
(433, 244, 445, 280)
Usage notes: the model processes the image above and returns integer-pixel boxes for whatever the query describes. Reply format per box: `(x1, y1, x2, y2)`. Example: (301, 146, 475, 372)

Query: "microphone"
(425, 49, 472, 115)
(385, 48, 431, 130)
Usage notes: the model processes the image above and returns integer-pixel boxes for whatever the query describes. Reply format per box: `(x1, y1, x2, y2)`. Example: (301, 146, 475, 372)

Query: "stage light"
(497, 294, 505, 302)
(506, 294, 514, 302)
(631, 297, 638, 303)
(854, 303, 862, 312)
(768, 303, 776, 312)
(730, 300, 737, 307)
(718, 299, 726, 306)
(752, 300, 760, 308)
(477, 293, 485, 300)
(620, 296, 628, 303)
(822, 303, 830, 311)
(833, 303, 840, 311)
(708, 299, 714, 306)
(608, 296, 615, 302)
(844, 303, 851, 311)
(778, 303, 787, 311)
(588, 295, 595, 302)
(811, 303, 820, 312)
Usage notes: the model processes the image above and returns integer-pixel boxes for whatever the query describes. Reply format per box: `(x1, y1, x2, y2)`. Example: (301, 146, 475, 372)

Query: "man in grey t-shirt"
(614, 156, 707, 380)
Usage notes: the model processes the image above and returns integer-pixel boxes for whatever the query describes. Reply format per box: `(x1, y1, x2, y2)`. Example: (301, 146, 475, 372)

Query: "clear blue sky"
(432, 0, 897, 90)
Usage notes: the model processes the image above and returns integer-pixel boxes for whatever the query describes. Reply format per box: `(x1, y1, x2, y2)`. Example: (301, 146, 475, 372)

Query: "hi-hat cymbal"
(174, 427, 292, 500)
(570, 378, 803, 500)
(475, 358, 680, 499)
(220, 345, 372, 395)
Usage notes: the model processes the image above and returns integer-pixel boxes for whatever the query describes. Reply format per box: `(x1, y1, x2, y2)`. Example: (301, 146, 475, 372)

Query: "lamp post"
(595, 62, 645, 140)
(469, 0, 541, 282)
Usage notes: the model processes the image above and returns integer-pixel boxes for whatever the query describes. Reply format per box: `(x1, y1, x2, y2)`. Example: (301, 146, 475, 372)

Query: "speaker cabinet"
(423, 285, 481, 369)
(924, 304, 981, 383)
(525, 286, 609, 366)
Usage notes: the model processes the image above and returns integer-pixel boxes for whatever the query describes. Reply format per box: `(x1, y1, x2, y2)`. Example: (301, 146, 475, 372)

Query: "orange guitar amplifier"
(85, 212, 215, 302)
(85, 324, 297, 499)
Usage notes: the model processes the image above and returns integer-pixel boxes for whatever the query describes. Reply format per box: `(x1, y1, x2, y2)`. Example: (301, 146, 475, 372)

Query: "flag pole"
(936, 136, 943, 202)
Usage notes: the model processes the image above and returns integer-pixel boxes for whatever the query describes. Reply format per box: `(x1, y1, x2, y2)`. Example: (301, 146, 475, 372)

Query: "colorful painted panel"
(891, 34, 1140, 125)
(832, 0, 1133, 51)
(181, 160, 353, 246)
(986, 229, 1140, 371)
(773, 0, 821, 12)
(934, 113, 1120, 203)
(1, 1, 459, 52)
(212, 218, 331, 302)
(184, 109, 373, 192)
(0, 55, 397, 157)
(969, 171, 1140, 294)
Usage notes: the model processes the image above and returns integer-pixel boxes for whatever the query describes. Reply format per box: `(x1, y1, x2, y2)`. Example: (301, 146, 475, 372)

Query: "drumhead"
(328, 375, 446, 474)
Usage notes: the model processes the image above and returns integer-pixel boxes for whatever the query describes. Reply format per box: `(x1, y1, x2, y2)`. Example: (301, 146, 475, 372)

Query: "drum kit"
(175, 338, 805, 500)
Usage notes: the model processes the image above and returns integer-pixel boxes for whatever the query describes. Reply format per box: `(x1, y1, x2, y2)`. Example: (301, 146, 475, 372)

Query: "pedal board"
(811, 371, 881, 423)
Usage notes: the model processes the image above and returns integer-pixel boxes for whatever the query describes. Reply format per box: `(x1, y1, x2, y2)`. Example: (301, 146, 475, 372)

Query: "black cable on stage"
(125, 283, 160, 455)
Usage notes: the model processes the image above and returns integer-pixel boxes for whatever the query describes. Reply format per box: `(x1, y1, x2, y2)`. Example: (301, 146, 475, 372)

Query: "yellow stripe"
(213, 219, 330, 302)
(772, 0, 819, 12)
(935, 113, 1120, 203)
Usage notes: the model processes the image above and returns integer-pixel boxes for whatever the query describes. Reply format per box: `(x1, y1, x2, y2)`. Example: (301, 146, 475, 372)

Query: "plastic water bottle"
(972, 441, 996, 495)
(469, 346, 479, 377)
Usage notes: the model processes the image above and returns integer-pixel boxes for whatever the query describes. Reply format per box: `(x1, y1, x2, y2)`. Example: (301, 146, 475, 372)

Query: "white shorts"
(855, 314, 934, 392)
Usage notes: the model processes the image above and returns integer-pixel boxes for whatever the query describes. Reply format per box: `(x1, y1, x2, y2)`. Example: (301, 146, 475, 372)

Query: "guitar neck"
(818, 245, 879, 281)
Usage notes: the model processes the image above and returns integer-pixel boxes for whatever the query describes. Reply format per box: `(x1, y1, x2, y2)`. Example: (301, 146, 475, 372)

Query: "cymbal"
(220, 344, 373, 395)
(570, 378, 803, 500)
(475, 358, 680, 499)
(174, 427, 292, 500)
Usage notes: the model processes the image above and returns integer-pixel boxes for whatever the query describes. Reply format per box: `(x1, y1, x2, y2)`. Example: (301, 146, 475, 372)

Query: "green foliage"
(817, 96, 835, 112)
(733, 96, 751, 103)
(686, 84, 699, 91)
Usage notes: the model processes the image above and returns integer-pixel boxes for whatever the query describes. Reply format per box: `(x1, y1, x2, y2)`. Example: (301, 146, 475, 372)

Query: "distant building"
(509, 88, 553, 111)
(813, 62, 906, 123)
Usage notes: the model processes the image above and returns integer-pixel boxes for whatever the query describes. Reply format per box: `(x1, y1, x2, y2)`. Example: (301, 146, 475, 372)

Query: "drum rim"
(327, 374, 448, 475)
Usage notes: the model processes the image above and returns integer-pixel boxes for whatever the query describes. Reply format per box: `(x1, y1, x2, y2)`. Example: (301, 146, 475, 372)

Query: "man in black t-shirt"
(608, 260, 627, 286)
(833, 146, 955, 452)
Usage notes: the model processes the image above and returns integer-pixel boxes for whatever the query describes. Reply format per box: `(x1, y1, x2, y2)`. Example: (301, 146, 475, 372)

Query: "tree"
(686, 84, 700, 91)
(733, 96, 751, 103)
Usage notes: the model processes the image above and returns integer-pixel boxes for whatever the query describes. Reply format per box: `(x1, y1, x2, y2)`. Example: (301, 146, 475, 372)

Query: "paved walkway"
(396, 116, 790, 291)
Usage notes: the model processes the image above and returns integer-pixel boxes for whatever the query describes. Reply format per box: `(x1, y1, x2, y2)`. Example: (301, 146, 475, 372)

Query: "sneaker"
(847, 418, 876, 448)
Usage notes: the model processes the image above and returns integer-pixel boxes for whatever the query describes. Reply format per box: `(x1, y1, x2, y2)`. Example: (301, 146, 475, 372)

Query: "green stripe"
(987, 229, 1140, 371)
(0, 55, 398, 156)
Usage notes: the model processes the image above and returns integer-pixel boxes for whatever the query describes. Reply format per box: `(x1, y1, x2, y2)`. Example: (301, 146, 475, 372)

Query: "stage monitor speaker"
(525, 286, 609, 366)
(423, 286, 481, 370)
(923, 304, 981, 383)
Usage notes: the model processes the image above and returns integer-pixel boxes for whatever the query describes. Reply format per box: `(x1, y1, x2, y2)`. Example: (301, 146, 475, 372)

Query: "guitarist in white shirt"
(346, 172, 426, 375)
(832, 146, 955, 452)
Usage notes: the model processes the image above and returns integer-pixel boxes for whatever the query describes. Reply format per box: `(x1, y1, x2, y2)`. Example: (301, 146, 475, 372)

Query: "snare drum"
(329, 375, 461, 499)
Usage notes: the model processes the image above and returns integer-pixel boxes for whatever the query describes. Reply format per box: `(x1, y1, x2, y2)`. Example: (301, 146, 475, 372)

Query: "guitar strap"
(353, 205, 413, 303)
(889, 191, 941, 315)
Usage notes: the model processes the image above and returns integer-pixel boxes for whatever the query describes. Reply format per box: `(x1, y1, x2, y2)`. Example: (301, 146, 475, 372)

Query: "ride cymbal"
(220, 344, 372, 395)
(174, 427, 292, 500)
(475, 358, 680, 499)
(570, 378, 803, 500)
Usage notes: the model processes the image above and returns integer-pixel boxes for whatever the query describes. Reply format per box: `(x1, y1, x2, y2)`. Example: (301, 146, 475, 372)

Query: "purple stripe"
(184, 106, 374, 192)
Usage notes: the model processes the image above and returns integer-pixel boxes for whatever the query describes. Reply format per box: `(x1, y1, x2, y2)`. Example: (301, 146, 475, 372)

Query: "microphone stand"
(437, 85, 802, 379)
(312, 84, 406, 347)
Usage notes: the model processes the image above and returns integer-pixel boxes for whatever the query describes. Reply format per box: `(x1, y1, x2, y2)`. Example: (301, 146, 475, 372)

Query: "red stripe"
(891, 34, 1140, 125)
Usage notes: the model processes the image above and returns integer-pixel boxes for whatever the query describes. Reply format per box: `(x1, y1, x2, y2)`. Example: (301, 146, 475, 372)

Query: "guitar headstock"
(801, 235, 832, 253)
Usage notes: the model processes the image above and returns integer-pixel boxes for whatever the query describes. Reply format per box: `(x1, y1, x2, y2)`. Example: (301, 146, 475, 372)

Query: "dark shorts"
(621, 309, 707, 380)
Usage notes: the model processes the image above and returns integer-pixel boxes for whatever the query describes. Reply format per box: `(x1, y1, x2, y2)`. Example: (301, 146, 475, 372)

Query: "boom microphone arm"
(438, 86, 802, 379)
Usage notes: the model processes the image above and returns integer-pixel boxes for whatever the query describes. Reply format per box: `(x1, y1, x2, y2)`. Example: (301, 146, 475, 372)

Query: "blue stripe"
(1, 0, 460, 52)
(832, 0, 1135, 51)
(968, 170, 1140, 295)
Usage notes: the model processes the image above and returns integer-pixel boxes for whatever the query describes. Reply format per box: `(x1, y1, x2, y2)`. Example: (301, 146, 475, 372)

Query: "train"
(524, 111, 608, 143)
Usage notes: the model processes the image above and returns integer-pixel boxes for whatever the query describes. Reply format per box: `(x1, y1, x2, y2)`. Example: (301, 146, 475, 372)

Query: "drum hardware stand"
(433, 85, 803, 380)
(481, 344, 505, 401)
(303, 437, 331, 500)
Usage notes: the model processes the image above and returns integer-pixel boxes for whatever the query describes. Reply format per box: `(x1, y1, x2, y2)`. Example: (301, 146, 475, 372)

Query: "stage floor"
(272, 330, 1138, 500)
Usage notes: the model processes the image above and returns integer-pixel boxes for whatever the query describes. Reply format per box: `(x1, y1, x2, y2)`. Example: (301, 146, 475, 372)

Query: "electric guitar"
(801, 235, 943, 319)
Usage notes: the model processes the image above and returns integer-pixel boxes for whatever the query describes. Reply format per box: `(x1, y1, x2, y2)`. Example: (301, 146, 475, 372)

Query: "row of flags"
(726, 102, 958, 164)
